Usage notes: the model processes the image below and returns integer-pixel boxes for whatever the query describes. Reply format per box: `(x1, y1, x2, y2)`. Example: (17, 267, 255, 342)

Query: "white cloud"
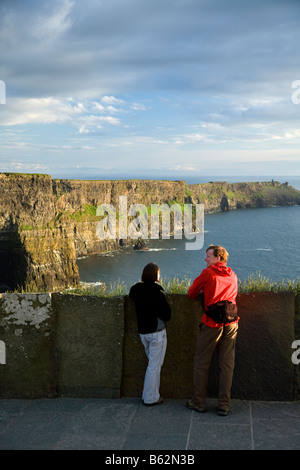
(78, 125, 91, 134)
(1, 0, 300, 178)
(32, 0, 74, 42)
(130, 103, 146, 111)
(0, 96, 125, 131)
(101, 96, 125, 105)
(0, 97, 77, 126)
(10, 161, 49, 171)
(92, 99, 124, 113)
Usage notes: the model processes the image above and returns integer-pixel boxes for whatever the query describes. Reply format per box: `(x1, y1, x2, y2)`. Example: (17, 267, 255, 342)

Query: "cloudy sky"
(0, 0, 300, 181)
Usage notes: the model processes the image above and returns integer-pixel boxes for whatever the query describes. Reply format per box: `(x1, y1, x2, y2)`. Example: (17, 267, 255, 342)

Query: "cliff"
(0, 173, 299, 292)
(186, 180, 300, 212)
(0, 174, 185, 291)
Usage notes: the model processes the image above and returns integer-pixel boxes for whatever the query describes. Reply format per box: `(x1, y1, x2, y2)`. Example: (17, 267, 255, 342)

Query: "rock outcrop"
(1, 173, 299, 292)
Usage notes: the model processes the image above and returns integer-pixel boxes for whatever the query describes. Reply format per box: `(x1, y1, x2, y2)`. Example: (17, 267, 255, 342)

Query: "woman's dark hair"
(141, 263, 160, 282)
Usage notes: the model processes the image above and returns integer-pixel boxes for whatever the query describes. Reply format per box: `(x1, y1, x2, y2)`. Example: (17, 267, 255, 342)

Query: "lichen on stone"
(2, 293, 51, 329)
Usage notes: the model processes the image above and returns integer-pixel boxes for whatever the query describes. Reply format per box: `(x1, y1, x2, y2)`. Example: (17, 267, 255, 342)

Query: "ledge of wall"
(0, 291, 298, 400)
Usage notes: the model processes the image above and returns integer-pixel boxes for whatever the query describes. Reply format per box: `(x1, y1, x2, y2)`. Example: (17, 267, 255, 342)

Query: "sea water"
(77, 204, 300, 289)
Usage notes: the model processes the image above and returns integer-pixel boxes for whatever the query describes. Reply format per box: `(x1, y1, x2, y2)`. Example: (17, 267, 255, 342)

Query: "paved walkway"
(0, 397, 300, 451)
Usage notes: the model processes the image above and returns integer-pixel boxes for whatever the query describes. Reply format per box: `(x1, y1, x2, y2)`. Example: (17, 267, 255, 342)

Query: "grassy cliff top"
(1, 172, 50, 178)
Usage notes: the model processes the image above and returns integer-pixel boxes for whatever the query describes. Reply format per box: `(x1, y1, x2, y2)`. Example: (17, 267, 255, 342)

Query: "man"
(187, 245, 239, 416)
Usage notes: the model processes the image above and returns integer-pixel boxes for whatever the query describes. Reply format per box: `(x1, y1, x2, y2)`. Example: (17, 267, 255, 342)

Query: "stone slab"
(52, 293, 124, 398)
(0, 293, 57, 398)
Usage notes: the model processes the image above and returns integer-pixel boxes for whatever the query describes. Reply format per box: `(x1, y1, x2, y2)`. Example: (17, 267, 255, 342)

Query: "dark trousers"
(192, 322, 238, 410)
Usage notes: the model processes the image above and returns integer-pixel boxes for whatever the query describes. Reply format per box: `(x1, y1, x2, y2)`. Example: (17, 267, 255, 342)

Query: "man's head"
(205, 245, 229, 266)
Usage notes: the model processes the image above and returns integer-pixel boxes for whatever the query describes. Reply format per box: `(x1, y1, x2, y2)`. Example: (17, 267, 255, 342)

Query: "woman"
(129, 263, 171, 406)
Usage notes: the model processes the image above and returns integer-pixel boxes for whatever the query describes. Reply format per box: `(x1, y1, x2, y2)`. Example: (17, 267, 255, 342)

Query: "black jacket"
(129, 281, 172, 334)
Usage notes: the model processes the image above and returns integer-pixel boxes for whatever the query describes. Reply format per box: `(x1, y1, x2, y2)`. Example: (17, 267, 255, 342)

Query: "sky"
(0, 0, 300, 182)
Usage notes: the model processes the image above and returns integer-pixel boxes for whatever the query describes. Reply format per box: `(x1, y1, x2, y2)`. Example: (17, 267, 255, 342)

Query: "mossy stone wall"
(0, 291, 298, 400)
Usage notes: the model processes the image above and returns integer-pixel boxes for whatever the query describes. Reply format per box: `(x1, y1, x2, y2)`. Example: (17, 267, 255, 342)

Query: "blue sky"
(0, 0, 300, 181)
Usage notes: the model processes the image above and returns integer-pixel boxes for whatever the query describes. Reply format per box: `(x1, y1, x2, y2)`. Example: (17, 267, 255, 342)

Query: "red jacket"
(188, 262, 238, 328)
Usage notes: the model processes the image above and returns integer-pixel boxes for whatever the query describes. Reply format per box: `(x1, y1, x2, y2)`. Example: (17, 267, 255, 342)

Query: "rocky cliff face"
(0, 174, 185, 291)
(0, 174, 78, 292)
(52, 178, 185, 209)
(1, 173, 299, 292)
(51, 178, 186, 259)
(186, 180, 300, 213)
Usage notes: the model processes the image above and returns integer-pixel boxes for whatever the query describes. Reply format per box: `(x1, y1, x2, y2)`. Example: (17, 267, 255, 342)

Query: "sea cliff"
(1, 173, 299, 292)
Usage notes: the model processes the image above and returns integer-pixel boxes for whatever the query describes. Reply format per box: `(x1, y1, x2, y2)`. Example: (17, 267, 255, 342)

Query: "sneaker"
(186, 399, 207, 413)
(144, 397, 164, 406)
(218, 408, 229, 416)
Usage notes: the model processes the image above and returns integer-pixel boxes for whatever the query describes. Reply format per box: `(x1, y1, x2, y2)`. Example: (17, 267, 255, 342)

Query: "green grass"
(63, 280, 128, 297)
(62, 272, 300, 296)
(67, 204, 99, 222)
(160, 275, 192, 293)
(2, 172, 49, 178)
(9, 272, 300, 296)
(61, 276, 192, 296)
(238, 272, 300, 294)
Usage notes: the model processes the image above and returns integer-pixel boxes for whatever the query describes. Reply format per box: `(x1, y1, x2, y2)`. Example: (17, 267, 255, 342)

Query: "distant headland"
(1, 172, 299, 292)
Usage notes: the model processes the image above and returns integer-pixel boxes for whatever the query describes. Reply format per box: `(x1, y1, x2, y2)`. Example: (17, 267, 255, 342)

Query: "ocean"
(77, 202, 300, 290)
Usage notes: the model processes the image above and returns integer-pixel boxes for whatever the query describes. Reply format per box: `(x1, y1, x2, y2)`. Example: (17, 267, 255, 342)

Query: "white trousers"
(140, 329, 167, 404)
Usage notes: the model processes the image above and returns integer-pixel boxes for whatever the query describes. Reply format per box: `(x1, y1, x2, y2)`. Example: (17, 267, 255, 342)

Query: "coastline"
(1, 173, 300, 292)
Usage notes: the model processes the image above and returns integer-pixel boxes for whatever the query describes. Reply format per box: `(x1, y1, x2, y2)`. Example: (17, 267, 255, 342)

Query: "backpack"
(206, 301, 238, 324)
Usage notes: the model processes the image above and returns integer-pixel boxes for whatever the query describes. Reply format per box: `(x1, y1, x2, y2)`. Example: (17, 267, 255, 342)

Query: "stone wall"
(0, 291, 299, 401)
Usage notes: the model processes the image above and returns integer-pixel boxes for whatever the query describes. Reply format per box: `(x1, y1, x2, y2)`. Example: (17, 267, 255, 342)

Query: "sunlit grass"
(160, 275, 192, 293)
(9, 272, 300, 296)
(238, 271, 300, 294)
(63, 280, 128, 297)
(62, 272, 300, 296)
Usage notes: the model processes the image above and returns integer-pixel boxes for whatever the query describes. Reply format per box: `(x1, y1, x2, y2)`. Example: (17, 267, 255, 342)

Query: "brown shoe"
(186, 399, 207, 413)
(218, 408, 229, 416)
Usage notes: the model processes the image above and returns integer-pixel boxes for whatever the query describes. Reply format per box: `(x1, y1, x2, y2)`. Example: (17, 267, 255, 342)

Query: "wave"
(66, 281, 105, 291)
(255, 248, 272, 251)
(147, 248, 177, 252)
(79, 281, 105, 288)
(81, 281, 104, 285)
